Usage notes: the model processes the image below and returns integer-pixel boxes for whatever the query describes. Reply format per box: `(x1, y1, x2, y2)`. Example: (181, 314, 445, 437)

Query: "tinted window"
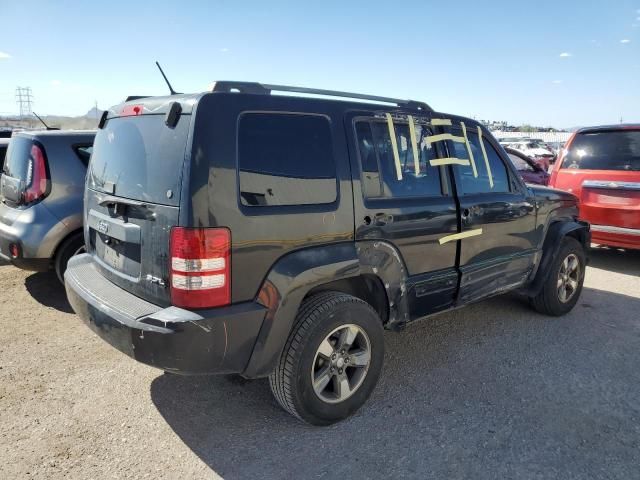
(0, 145, 7, 170)
(74, 145, 93, 166)
(355, 119, 443, 198)
(450, 129, 510, 194)
(2, 136, 32, 181)
(563, 131, 640, 171)
(89, 115, 190, 206)
(238, 113, 337, 207)
(508, 153, 534, 172)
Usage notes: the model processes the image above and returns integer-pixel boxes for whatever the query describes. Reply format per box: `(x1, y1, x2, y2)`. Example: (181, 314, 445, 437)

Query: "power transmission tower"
(15, 87, 34, 119)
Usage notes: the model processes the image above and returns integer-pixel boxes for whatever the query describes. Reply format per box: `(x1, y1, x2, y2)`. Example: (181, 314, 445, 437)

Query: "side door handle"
(373, 212, 393, 226)
(461, 208, 471, 223)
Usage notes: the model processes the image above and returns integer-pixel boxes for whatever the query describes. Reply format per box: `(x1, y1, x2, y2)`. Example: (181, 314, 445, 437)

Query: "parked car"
(502, 140, 555, 170)
(505, 147, 550, 185)
(0, 138, 9, 171)
(0, 130, 96, 280)
(550, 124, 639, 250)
(64, 83, 589, 425)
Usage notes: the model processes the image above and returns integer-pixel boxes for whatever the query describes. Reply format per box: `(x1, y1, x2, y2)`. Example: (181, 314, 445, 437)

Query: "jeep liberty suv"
(65, 83, 589, 425)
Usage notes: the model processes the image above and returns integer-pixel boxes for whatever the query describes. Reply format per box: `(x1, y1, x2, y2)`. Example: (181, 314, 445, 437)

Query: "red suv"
(550, 125, 640, 249)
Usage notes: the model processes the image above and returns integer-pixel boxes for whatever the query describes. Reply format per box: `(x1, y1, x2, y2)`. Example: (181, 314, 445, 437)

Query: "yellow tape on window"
(407, 115, 421, 175)
(431, 118, 452, 126)
(478, 128, 494, 188)
(425, 133, 466, 145)
(438, 228, 483, 245)
(429, 157, 471, 166)
(460, 122, 478, 178)
(385, 113, 403, 181)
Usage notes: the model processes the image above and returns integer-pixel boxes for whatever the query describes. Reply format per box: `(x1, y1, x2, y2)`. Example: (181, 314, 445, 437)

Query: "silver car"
(0, 130, 95, 281)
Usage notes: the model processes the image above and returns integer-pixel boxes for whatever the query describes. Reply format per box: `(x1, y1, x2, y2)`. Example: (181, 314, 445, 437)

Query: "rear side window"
(238, 113, 337, 207)
(354, 118, 443, 199)
(563, 131, 640, 171)
(73, 145, 93, 166)
(449, 129, 511, 194)
(0, 145, 7, 170)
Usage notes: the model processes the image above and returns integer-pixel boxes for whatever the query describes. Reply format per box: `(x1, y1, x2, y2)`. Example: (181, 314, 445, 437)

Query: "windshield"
(88, 114, 191, 206)
(563, 130, 640, 171)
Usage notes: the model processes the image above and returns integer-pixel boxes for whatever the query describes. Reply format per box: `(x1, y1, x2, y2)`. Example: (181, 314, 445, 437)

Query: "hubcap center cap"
(336, 357, 345, 369)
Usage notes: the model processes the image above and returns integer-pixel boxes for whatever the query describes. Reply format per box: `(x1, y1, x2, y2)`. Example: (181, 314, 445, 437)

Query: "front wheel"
(269, 292, 385, 426)
(530, 236, 586, 316)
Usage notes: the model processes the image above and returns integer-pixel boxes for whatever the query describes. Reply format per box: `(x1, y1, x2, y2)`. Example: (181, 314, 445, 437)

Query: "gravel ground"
(0, 247, 639, 479)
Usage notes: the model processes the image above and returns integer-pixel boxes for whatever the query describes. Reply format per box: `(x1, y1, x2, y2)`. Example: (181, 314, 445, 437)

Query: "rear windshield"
(88, 114, 190, 206)
(563, 130, 640, 171)
(2, 136, 32, 181)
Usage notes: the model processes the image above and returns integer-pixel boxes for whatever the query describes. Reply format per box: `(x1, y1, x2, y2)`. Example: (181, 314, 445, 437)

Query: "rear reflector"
(169, 227, 231, 309)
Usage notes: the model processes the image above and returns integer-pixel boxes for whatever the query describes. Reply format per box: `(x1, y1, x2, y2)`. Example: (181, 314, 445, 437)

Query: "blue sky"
(0, 0, 638, 127)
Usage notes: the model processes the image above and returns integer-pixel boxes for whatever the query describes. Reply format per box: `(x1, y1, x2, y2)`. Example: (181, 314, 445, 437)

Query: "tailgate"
(85, 109, 192, 306)
(580, 180, 640, 229)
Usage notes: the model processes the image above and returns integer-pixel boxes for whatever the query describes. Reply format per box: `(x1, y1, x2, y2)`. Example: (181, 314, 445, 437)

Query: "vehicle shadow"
(24, 271, 73, 313)
(588, 245, 640, 276)
(150, 287, 640, 479)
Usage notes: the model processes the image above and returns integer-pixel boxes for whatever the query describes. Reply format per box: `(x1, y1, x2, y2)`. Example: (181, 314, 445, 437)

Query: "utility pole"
(15, 87, 34, 120)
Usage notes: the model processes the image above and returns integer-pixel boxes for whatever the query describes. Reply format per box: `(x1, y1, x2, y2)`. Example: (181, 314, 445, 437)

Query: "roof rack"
(208, 81, 432, 111)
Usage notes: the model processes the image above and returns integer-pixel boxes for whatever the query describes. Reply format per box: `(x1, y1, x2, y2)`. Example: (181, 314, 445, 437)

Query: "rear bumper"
(0, 228, 51, 271)
(65, 254, 267, 375)
(590, 224, 640, 250)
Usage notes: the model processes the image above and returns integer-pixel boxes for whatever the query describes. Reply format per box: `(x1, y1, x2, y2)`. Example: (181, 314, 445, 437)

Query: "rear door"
(552, 129, 640, 232)
(85, 108, 192, 306)
(347, 112, 459, 318)
(445, 121, 538, 304)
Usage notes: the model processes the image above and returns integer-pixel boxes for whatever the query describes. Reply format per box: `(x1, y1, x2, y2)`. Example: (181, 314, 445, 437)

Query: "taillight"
(23, 144, 49, 203)
(170, 227, 231, 309)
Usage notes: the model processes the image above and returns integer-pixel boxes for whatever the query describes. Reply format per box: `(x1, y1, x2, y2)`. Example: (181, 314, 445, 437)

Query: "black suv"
(65, 83, 589, 425)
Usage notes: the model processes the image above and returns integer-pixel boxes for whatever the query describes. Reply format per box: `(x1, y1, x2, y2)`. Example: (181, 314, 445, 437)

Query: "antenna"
(155, 61, 179, 95)
(32, 112, 52, 130)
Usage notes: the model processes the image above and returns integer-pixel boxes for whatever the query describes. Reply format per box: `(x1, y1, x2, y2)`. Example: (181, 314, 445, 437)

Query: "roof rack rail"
(208, 81, 432, 111)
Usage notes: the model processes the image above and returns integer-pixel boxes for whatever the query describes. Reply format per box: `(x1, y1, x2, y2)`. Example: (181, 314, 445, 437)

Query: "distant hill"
(0, 107, 103, 131)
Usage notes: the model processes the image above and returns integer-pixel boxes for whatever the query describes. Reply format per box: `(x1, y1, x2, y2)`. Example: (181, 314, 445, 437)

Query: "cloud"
(552, 80, 563, 84)
(0, 51, 11, 59)
(51, 80, 61, 86)
(620, 39, 631, 44)
(559, 52, 572, 57)
(219, 47, 229, 53)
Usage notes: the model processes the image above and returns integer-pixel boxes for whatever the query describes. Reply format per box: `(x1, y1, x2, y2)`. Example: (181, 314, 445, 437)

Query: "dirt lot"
(1, 248, 639, 479)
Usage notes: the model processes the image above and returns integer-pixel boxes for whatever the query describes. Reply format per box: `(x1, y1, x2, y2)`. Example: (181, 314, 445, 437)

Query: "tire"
(54, 232, 86, 283)
(530, 236, 586, 316)
(269, 292, 384, 426)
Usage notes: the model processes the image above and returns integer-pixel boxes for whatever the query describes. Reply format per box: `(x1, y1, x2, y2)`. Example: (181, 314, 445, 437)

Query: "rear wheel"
(530, 237, 585, 316)
(54, 233, 86, 283)
(269, 292, 384, 425)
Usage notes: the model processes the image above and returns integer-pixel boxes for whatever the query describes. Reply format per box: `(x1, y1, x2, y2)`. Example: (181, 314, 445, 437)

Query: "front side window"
(354, 118, 443, 198)
(238, 113, 337, 207)
(449, 128, 511, 194)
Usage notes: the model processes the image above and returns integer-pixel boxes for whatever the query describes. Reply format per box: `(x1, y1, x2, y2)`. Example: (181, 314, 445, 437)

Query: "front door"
(444, 121, 538, 304)
(346, 111, 459, 319)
